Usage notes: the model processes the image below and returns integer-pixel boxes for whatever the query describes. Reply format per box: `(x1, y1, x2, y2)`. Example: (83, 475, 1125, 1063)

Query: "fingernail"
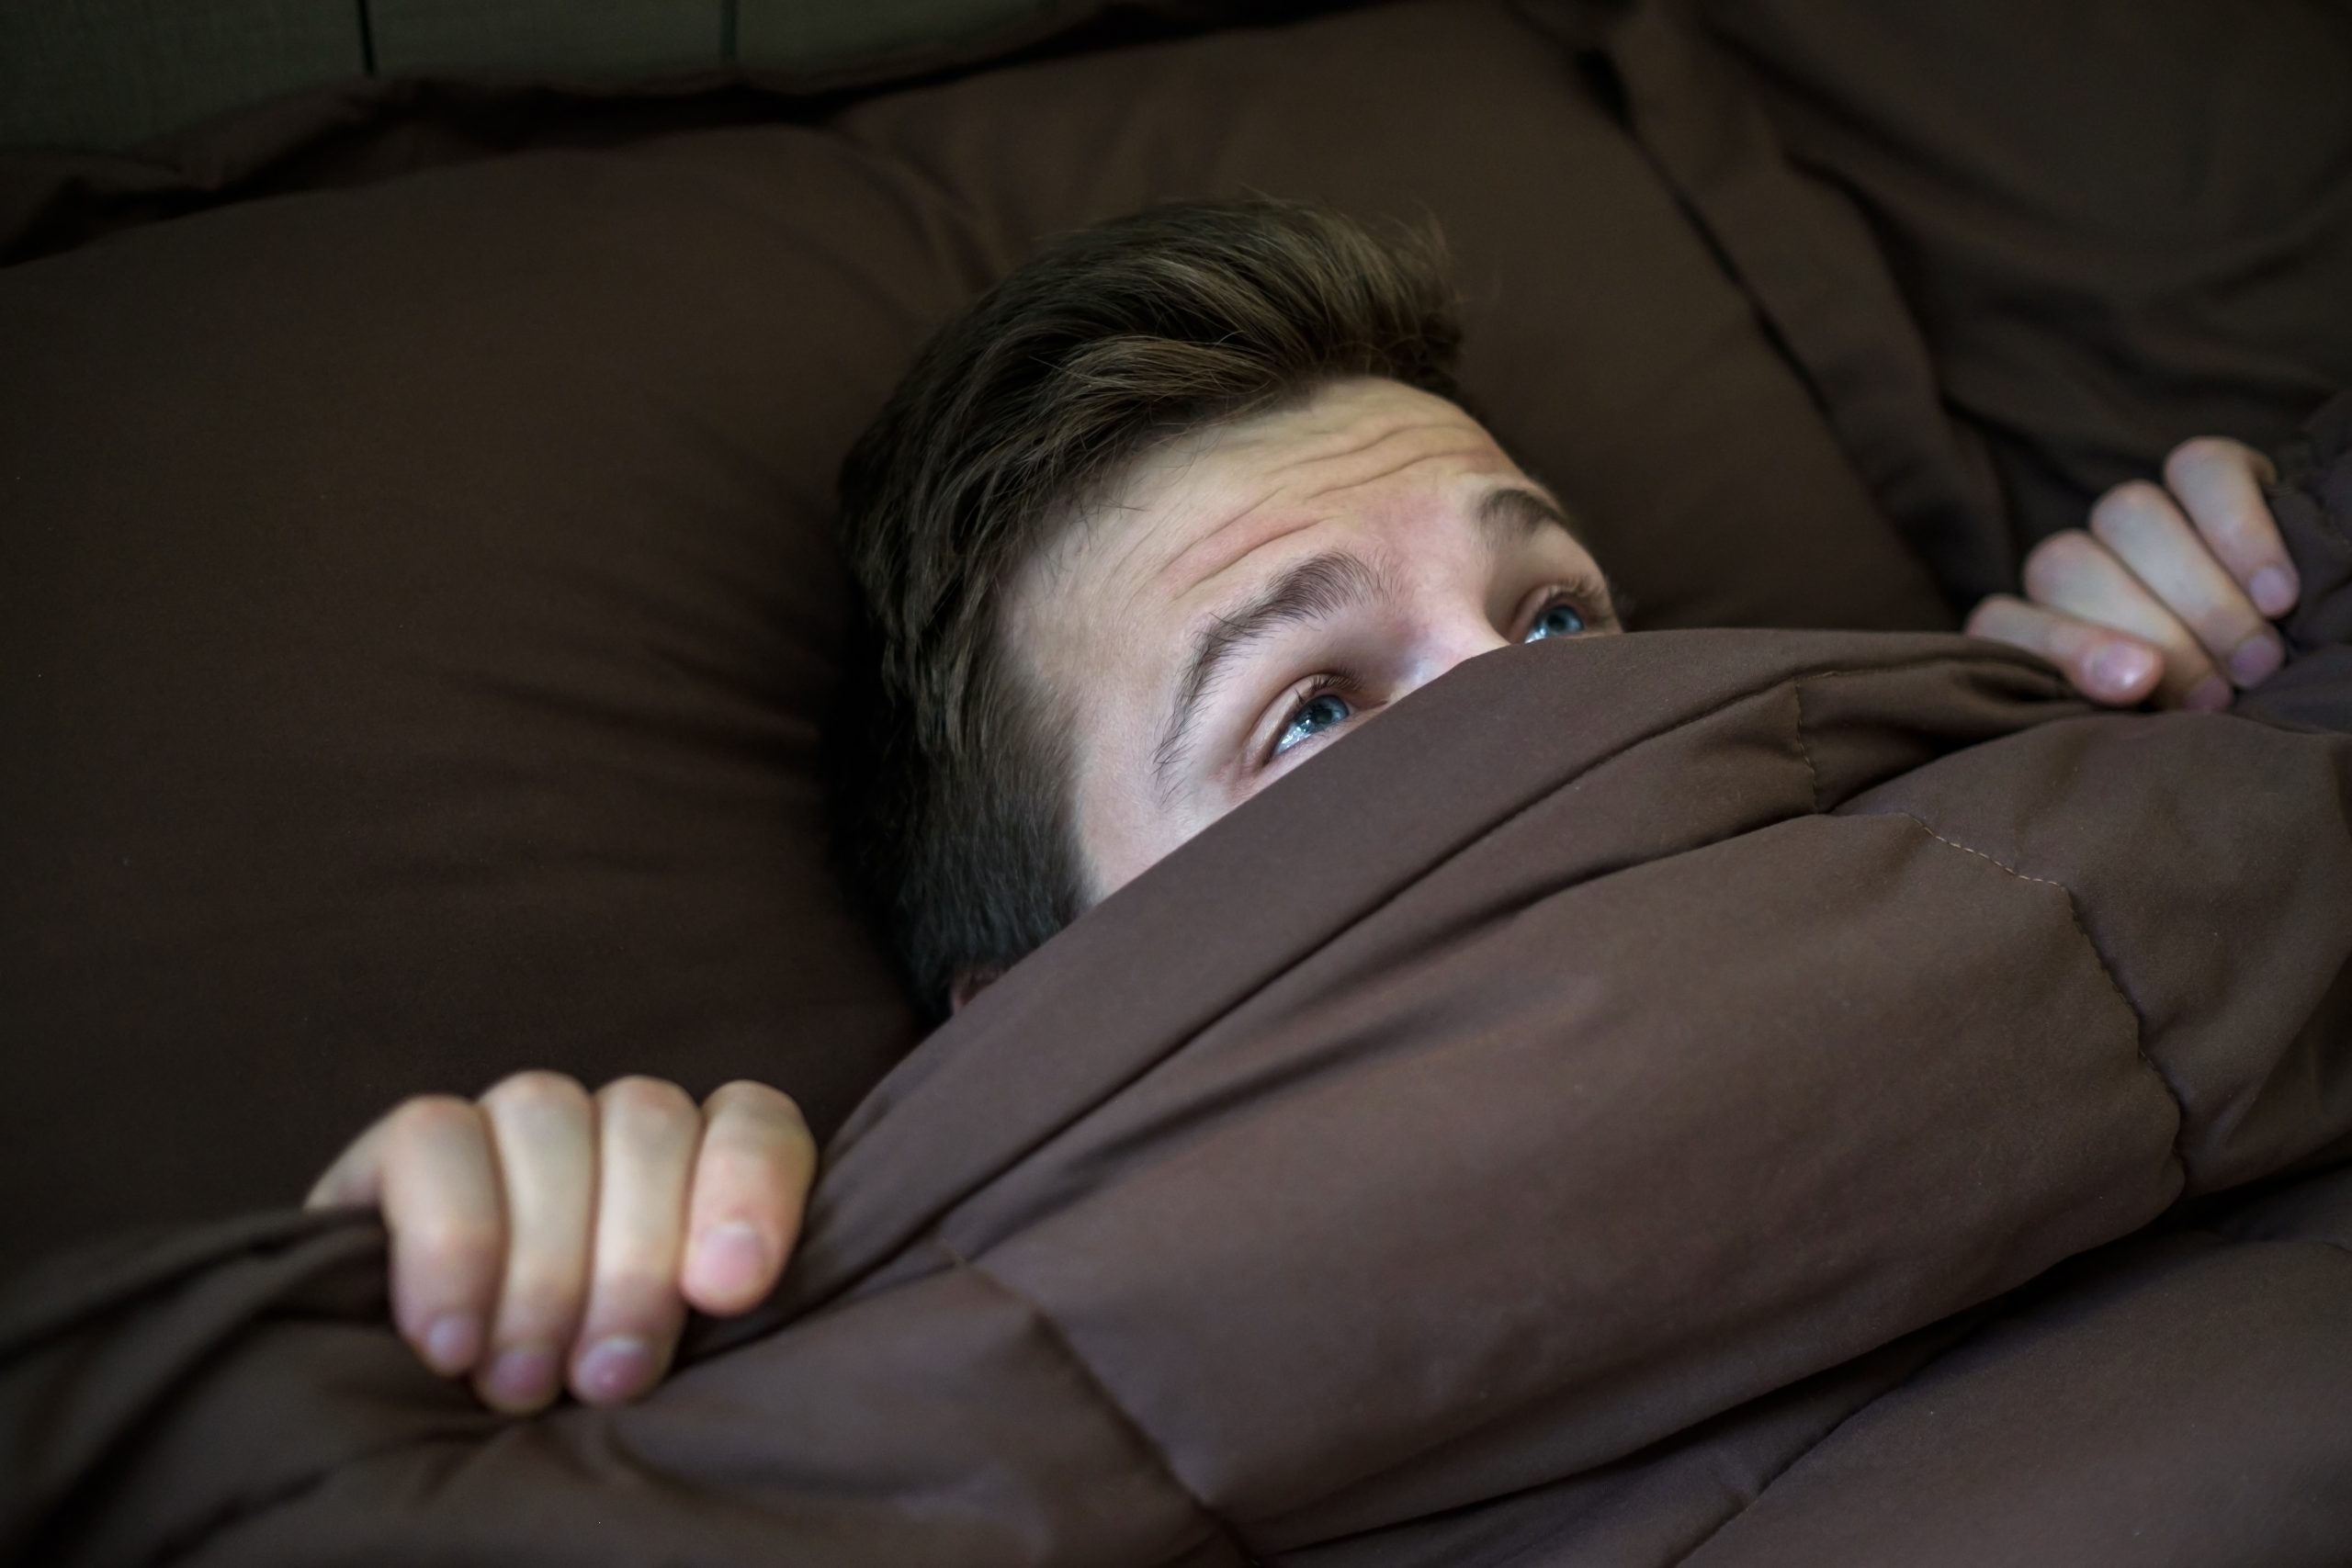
(2229, 632, 2282, 686)
(423, 1312, 481, 1376)
(574, 1336, 653, 1404)
(2089, 643, 2158, 697)
(2185, 675, 2232, 713)
(692, 1221, 770, 1303)
(482, 1344, 560, 1410)
(2250, 565, 2298, 618)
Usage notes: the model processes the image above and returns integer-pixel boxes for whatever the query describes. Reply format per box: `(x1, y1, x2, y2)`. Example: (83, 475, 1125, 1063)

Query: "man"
(305, 199, 2306, 1416)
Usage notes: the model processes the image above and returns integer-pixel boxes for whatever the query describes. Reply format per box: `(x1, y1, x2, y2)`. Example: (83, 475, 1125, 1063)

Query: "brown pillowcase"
(1683, 0, 2352, 589)
(0, 131, 942, 1266)
(0, 0, 1951, 1268)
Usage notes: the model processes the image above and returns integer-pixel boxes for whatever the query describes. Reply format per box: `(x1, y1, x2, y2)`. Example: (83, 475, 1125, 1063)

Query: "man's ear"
(949, 968, 1001, 1014)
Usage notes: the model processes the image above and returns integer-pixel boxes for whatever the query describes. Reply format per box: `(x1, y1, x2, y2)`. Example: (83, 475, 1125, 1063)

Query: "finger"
(305, 1112, 394, 1212)
(1965, 593, 2164, 707)
(2020, 531, 2231, 710)
(570, 1077, 701, 1406)
(2163, 436, 2298, 618)
(473, 1071, 596, 1415)
(314, 1096, 505, 1379)
(2088, 479, 2283, 688)
(682, 1081, 818, 1317)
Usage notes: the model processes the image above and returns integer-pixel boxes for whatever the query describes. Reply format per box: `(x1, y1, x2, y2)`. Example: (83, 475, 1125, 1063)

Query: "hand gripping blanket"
(6, 399, 2352, 1566)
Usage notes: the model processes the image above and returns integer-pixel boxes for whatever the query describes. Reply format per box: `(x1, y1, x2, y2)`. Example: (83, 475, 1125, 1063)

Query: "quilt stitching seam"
(1788, 673, 1831, 814)
(1883, 816, 2188, 1168)
(1671, 1223, 2352, 1565)
(931, 1236, 1262, 1566)
(1665, 1310, 2007, 1568)
(1789, 674, 2189, 1173)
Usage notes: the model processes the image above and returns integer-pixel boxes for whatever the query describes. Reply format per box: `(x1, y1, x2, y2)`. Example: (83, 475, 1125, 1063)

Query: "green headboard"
(0, 0, 1069, 151)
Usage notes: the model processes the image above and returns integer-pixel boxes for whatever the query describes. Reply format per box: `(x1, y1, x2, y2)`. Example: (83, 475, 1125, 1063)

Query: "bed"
(3, 1, 2349, 1561)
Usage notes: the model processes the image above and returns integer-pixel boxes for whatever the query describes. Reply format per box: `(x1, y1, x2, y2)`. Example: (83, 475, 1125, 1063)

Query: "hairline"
(836, 199, 1477, 1013)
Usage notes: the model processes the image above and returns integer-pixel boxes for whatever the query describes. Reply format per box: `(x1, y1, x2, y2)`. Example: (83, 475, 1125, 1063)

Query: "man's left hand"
(1967, 436, 2301, 709)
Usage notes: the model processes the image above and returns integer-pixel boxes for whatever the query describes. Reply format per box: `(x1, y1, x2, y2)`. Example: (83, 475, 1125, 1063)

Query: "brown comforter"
(6, 399, 2352, 1565)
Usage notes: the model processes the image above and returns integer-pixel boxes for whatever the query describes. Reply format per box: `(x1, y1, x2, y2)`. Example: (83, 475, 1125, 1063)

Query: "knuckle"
(2086, 481, 2167, 546)
(599, 1075, 695, 1124)
(707, 1079, 810, 1134)
(382, 1095, 479, 1160)
(482, 1070, 589, 1116)
(2164, 435, 2238, 483)
(1962, 593, 2025, 640)
(387, 1093, 474, 1137)
(2021, 530, 2098, 599)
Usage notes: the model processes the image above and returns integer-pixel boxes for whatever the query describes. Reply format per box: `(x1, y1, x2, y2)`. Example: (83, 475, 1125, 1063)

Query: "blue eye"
(1525, 600, 1587, 642)
(1274, 690, 1352, 756)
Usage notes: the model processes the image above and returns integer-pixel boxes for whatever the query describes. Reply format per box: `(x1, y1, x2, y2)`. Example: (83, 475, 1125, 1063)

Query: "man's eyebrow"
(1483, 483, 1627, 626)
(1478, 483, 1582, 549)
(1153, 549, 1389, 786)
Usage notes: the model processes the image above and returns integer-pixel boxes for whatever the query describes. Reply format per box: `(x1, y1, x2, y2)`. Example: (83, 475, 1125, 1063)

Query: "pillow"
(1682, 0, 2352, 590)
(827, 0, 1953, 635)
(0, 0, 1287, 152)
(0, 0, 1952, 1267)
(0, 118, 938, 1265)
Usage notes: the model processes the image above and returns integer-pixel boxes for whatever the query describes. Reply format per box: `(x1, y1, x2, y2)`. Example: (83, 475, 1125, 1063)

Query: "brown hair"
(831, 197, 1466, 1017)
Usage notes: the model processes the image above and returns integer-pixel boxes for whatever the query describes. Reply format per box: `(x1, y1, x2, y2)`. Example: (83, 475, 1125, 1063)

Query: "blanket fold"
(6, 394, 2352, 1566)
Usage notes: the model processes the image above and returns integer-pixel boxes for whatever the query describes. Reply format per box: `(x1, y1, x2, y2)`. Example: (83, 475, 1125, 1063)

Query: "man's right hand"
(305, 1073, 816, 1415)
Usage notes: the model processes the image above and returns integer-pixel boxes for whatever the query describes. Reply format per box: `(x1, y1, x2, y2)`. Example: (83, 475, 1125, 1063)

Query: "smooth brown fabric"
(1686, 0, 2352, 590)
(1519, 0, 2012, 610)
(0, 4, 1368, 249)
(0, 0, 1951, 1268)
(4, 399, 2350, 1567)
(0, 117, 942, 1261)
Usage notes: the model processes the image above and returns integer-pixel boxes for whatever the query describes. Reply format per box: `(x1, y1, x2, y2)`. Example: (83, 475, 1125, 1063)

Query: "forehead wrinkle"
(1033, 417, 1239, 624)
(1255, 412, 1492, 484)
(1153, 430, 1501, 604)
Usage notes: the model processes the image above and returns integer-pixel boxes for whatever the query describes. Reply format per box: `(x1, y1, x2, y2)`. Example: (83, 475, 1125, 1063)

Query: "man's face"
(1009, 376, 1621, 902)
